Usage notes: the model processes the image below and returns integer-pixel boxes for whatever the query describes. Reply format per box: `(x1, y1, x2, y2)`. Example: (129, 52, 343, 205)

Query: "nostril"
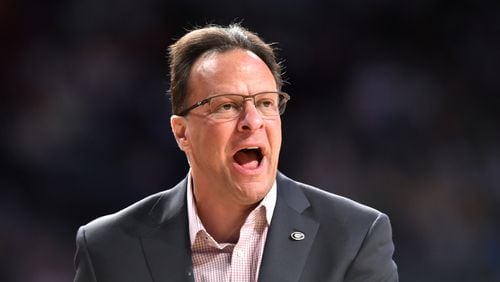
(238, 108, 264, 131)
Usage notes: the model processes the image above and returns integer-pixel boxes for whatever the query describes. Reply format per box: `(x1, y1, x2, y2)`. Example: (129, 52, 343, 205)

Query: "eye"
(221, 103, 237, 111)
(213, 101, 240, 113)
(256, 97, 277, 112)
(259, 99, 275, 108)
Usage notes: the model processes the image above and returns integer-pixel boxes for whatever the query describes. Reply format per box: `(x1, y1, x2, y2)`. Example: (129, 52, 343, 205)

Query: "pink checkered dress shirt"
(187, 173, 277, 282)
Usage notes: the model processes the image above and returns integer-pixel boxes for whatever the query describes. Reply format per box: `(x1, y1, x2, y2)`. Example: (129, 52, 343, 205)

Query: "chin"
(234, 180, 272, 203)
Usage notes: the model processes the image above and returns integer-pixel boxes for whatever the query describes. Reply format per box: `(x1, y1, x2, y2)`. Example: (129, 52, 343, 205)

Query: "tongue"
(234, 150, 260, 169)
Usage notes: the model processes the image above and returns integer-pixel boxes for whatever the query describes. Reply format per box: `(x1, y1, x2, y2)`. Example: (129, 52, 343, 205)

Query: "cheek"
(268, 122, 283, 151)
(198, 123, 234, 154)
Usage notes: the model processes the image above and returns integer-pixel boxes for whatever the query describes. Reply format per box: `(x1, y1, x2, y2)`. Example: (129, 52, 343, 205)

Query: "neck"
(193, 188, 258, 244)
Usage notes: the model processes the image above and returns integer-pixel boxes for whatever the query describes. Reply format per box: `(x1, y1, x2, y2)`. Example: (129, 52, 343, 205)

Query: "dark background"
(2, 1, 500, 281)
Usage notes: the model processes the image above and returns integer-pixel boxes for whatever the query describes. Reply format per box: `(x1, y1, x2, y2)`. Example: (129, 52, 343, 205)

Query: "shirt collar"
(186, 170, 277, 245)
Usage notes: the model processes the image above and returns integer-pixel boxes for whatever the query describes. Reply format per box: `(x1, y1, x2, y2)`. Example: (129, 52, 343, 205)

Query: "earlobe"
(170, 115, 189, 151)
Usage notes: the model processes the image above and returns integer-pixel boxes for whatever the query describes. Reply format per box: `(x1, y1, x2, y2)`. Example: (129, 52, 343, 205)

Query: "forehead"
(195, 49, 265, 74)
(187, 49, 277, 100)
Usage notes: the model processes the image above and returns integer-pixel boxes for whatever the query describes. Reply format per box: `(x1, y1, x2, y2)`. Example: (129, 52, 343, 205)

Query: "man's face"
(171, 49, 282, 207)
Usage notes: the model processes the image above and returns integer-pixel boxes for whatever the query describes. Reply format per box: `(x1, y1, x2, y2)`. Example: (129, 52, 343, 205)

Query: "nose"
(237, 100, 264, 132)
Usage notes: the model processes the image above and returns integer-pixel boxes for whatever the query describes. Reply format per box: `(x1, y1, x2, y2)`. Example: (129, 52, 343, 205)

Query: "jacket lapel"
(140, 178, 195, 282)
(258, 173, 320, 282)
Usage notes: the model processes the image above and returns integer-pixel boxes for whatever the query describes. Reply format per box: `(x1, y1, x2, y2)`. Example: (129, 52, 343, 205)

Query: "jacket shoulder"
(280, 173, 383, 218)
(83, 190, 164, 234)
(80, 178, 186, 242)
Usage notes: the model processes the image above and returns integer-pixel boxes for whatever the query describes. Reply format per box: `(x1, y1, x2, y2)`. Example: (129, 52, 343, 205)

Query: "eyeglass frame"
(176, 91, 291, 118)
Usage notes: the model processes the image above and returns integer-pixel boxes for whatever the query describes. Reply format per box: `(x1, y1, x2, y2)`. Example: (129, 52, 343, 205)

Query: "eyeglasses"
(177, 91, 290, 120)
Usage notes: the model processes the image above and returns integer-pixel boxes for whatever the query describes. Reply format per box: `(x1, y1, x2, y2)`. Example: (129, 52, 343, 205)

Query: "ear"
(170, 115, 190, 152)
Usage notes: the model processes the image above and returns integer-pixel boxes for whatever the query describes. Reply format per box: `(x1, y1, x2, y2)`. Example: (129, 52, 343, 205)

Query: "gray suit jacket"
(74, 172, 398, 281)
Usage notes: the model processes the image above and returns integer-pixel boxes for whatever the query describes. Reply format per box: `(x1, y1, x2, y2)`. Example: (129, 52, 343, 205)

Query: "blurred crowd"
(2, 1, 499, 281)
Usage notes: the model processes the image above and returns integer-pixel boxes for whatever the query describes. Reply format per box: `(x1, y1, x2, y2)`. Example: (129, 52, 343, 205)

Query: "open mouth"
(233, 147, 263, 170)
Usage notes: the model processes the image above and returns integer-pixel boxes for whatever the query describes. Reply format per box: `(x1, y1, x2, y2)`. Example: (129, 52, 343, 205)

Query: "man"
(74, 24, 398, 282)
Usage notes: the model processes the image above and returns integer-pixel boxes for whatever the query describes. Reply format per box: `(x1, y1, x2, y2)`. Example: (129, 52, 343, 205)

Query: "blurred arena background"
(1, 1, 499, 281)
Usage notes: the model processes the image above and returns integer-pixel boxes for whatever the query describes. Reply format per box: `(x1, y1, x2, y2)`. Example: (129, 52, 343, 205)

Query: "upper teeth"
(246, 147, 258, 150)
